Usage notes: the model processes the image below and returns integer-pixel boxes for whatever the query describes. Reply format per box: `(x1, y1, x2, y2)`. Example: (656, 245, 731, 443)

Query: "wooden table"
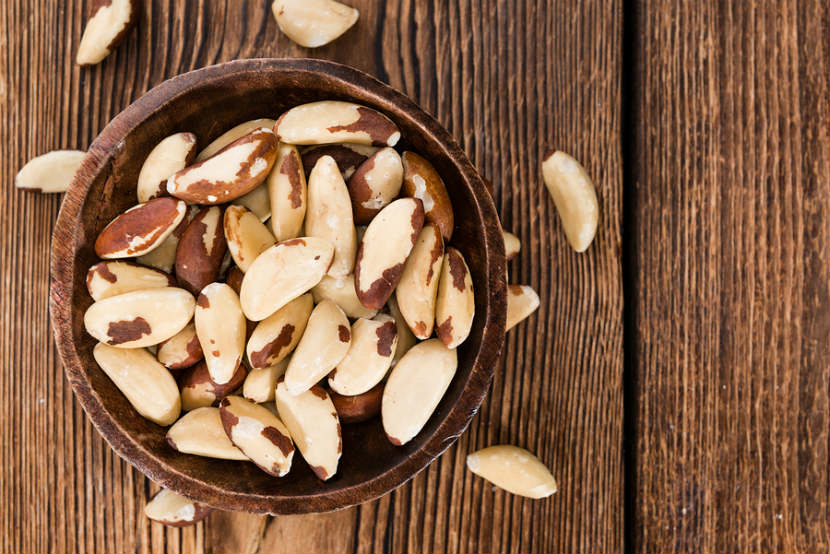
(1, 1, 827, 552)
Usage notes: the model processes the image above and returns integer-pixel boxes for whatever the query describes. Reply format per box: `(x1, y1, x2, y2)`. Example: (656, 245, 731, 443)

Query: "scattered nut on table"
(76, 0, 140, 66)
(541, 150, 599, 253)
(466, 445, 558, 499)
(271, 0, 359, 48)
(144, 488, 213, 527)
(15, 150, 85, 193)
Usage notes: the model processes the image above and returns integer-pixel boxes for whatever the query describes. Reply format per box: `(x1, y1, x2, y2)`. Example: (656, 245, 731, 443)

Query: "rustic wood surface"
(4, 0, 828, 552)
(1, 0, 623, 552)
(629, 1, 830, 552)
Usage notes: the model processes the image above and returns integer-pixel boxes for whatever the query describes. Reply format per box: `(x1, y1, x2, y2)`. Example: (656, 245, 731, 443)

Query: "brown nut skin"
(167, 128, 278, 204)
(401, 151, 454, 241)
(329, 382, 384, 424)
(246, 294, 313, 370)
(225, 265, 245, 295)
(94, 197, 187, 259)
(175, 206, 228, 296)
(354, 198, 425, 310)
(348, 147, 404, 224)
(157, 322, 203, 370)
(179, 360, 248, 411)
(136, 204, 198, 273)
(301, 144, 378, 180)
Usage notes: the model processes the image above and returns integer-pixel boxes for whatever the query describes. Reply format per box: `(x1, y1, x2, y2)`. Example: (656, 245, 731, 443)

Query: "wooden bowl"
(50, 58, 506, 514)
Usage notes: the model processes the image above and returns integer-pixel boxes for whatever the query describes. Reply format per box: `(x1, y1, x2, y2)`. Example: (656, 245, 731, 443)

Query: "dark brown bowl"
(49, 58, 506, 514)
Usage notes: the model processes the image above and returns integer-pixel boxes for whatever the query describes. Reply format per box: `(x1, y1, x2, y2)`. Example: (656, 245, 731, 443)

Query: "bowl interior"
(51, 59, 505, 513)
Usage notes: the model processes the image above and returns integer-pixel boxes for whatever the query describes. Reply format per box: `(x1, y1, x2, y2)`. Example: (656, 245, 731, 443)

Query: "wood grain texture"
(630, 1, 830, 552)
(1, 1, 621, 553)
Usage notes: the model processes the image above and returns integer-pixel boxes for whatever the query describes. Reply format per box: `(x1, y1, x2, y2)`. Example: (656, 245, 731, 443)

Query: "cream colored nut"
(381, 339, 457, 445)
(166, 407, 248, 460)
(302, 144, 378, 181)
(144, 488, 213, 527)
(243, 359, 288, 403)
(175, 206, 228, 296)
(224, 205, 275, 273)
(329, 382, 383, 424)
(76, 0, 138, 66)
(137, 133, 197, 202)
(275, 381, 341, 480)
(267, 143, 308, 241)
(395, 224, 444, 339)
(348, 147, 404, 224)
(271, 0, 359, 48)
(84, 287, 195, 348)
(197, 119, 278, 161)
(136, 205, 197, 273)
(466, 445, 558, 499)
(86, 261, 175, 301)
(195, 283, 246, 385)
(167, 128, 278, 204)
(240, 237, 334, 321)
(156, 322, 203, 370)
(246, 294, 313, 369)
(219, 395, 295, 477)
(503, 230, 521, 261)
(506, 285, 540, 332)
(275, 101, 400, 147)
(386, 295, 416, 365)
(306, 155, 357, 277)
(94, 197, 187, 259)
(15, 150, 85, 193)
(311, 274, 377, 319)
(235, 184, 271, 221)
(179, 360, 247, 411)
(328, 314, 397, 396)
(284, 299, 351, 395)
(401, 151, 454, 241)
(541, 150, 599, 252)
(354, 198, 424, 310)
(434, 247, 475, 349)
(92, 343, 181, 426)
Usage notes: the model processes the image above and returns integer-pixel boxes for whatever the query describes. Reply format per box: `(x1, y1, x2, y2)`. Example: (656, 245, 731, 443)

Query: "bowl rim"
(49, 57, 506, 514)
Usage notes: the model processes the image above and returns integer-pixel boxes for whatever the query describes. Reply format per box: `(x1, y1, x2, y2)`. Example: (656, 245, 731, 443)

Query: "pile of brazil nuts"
(82, 100, 486, 486)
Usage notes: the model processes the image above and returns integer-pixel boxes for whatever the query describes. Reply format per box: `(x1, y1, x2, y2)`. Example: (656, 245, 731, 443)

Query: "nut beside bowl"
(49, 58, 506, 514)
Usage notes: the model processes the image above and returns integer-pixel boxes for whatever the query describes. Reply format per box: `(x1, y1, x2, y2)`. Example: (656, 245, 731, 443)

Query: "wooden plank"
(0, 1, 622, 552)
(630, 1, 830, 552)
